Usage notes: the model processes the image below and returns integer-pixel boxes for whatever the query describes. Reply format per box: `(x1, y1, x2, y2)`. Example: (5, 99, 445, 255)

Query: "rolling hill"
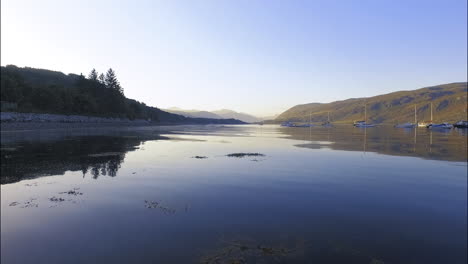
(211, 109, 261, 123)
(163, 108, 224, 119)
(164, 108, 262, 123)
(275, 82, 467, 124)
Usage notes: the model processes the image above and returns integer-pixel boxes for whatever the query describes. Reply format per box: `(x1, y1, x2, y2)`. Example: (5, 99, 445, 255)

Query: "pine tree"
(88, 69, 98, 81)
(98, 73, 105, 84)
(104, 68, 123, 95)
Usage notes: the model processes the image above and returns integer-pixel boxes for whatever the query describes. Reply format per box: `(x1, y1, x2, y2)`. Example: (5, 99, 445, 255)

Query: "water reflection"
(1, 133, 167, 184)
(1, 125, 466, 186)
(1, 125, 466, 264)
(284, 125, 467, 162)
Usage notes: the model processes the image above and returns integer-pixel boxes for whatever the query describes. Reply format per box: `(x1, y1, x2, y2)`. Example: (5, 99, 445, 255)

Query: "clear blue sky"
(2, 0, 467, 116)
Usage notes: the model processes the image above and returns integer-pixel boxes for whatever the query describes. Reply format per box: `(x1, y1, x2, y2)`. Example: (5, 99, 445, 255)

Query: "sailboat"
(322, 111, 333, 127)
(429, 122, 453, 129)
(395, 105, 417, 128)
(453, 120, 468, 128)
(282, 112, 314, 127)
(425, 102, 453, 129)
(295, 112, 314, 127)
(281, 121, 294, 127)
(354, 104, 375, 127)
(418, 103, 433, 127)
(453, 100, 468, 128)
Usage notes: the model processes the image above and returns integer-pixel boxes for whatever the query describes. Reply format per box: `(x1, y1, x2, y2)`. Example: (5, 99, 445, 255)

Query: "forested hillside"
(0, 65, 243, 124)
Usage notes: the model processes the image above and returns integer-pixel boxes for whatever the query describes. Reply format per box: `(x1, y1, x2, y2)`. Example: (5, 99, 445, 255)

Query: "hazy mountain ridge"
(163, 108, 224, 119)
(164, 108, 262, 123)
(275, 82, 467, 124)
(212, 109, 262, 123)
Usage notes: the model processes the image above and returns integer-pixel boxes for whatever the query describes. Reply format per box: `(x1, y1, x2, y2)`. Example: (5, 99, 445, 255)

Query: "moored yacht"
(322, 111, 333, 127)
(353, 104, 375, 127)
(281, 112, 314, 127)
(281, 121, 294, 127)
(395, 105, 417, 128)
(453, 120, 468, 128)
(418, 102, 433, 127)
(418, 121, 432, 127)
(354, 122, 376, 128)
(422, 103, 453, 129)
(427, 122, 453, 129)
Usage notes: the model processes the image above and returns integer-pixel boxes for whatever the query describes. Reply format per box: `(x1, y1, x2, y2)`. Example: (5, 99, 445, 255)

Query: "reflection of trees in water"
(87, 154, 123, 179)
(1, 135, 146, 184)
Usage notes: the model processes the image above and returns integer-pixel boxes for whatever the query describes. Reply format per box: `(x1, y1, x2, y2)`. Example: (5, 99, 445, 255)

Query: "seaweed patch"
(59, 187, 83, 196)
(226, 153, 265, 158)
(192, 156, 208, 159)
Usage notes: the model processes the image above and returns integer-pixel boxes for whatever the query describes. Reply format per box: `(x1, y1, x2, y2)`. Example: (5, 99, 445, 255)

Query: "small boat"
(453, 120, 468, 128)
(353, 104, 375, 127)
(353, 120, 365, 126)
(355, 122, 376, 128)
(294, 123, 314, 127)
(418, 121, 432, 127)
(322, 121, 332, 127)
(418, 103, 433, 127)
(281, 112, 314, 127)
(296, 112, 314, 127)
(427, 122, 453, 129)
(322, 112, 333, 127)
(395, 105, 417, 128)
(420, 103, 453, 129)
(281, 121, 313, 127)
(281, 121, 294, 127)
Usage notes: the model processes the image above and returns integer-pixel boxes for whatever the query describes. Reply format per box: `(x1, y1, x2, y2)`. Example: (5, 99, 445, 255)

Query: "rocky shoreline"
(0, 112, 159, 132)
(0, 112, 150, 124)
(0, 112, 244, 131)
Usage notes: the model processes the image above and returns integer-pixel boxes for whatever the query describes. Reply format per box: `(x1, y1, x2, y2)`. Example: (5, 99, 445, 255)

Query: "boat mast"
(430, 102, 433, 122)
(364, 104, 367, 123)
(414, 105, 417, 124)
(328, 111, 330, 122)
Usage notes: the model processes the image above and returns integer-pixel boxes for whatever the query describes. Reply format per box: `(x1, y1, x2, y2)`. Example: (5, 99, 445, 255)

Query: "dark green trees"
(104, 68, 123, 95)
(88, 69, 98, 81)
(0, 65, 164, 121)
(98, 73, 105, 84)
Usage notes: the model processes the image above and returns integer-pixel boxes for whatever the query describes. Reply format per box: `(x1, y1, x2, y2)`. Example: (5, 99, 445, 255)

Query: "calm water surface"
(1, 125, 467, 264)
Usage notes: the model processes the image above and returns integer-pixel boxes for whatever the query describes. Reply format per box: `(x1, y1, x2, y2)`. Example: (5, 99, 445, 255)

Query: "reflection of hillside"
(280, 126, 467, 162)
(1, 134, 167, 184)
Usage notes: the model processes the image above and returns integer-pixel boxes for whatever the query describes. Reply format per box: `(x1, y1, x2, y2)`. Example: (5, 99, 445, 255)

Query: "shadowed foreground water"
(1, 125, 467, 264)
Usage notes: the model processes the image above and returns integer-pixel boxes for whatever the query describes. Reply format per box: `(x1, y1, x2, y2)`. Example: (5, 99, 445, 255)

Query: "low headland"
(0, 65, 246, 131)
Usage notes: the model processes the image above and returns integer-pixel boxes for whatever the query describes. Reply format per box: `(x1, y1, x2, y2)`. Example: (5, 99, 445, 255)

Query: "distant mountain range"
(164, 108, 265, 123)
(275, 82, 467, 124)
